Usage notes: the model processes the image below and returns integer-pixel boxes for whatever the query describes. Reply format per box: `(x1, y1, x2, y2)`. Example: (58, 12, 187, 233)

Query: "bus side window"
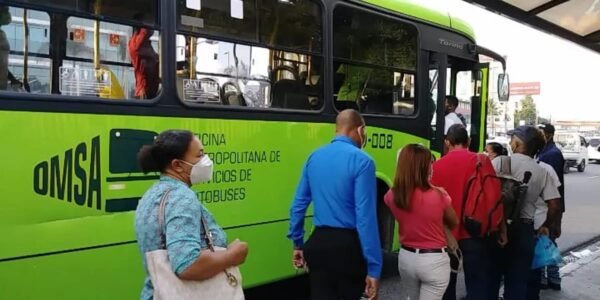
(0, 1, 160, 101)
(176, 0, 323, 110)
(332, 6, 418, 116)
(0, 6, 51, 94)
(65, 17, 160, 100)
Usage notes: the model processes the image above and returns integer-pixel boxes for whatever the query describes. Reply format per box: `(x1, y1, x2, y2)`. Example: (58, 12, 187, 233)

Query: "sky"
(421, 0, 600, 121)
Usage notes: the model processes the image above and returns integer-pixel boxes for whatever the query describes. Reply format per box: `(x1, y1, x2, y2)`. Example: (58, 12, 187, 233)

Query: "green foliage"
(514, 95, 537, 127)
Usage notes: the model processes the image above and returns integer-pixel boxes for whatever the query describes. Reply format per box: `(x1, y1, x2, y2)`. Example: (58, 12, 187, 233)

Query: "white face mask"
(181, 155, 213, 185)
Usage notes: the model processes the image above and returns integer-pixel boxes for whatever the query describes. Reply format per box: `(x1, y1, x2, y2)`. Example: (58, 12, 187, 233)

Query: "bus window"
(9, 0, 157, 25)
(333, 6, 418, 115)
(1, 7, 51, 93)
(453, 69, 480, 130)
(176, 0, 323, 110)
(0, 1, 160, 100)
(65, 17, 160, 99)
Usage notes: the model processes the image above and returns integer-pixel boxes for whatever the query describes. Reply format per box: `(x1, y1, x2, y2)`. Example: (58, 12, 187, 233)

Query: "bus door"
(427, 51, 447, 155)
(444, 59, 489, 153)
(470, 63, 490, 152)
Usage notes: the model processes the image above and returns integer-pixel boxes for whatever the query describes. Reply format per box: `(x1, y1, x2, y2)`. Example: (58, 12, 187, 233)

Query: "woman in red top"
(384, 144, 458, 300)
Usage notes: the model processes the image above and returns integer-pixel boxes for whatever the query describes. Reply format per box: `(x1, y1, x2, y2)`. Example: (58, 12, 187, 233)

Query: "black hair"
(137, 130, 194, 173)
(446, 124, 469, 147)
(527, 130, 547, 157)
(446, 95, 459, 108)
(487, 142, 506, 156)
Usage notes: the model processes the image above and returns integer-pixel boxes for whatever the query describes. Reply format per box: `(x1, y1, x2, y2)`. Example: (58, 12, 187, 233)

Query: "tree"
(487, 98, 500, 118)
(514, 95, 537, 127)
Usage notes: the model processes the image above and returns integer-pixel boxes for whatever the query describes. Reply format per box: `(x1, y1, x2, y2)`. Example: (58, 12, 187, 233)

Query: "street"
(555, 162, 600, 252)
(245, 164, 600, 300)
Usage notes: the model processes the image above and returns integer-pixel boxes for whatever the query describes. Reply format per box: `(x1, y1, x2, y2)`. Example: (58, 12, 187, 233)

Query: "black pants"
(303, 227, 367, 300)
(443, 236, 501, 300)
(490, 221, 535, 300)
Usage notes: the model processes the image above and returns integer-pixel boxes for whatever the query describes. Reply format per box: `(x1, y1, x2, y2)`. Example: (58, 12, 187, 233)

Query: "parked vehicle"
(555, 131, 589, 173)
(587, 137, 600, 164)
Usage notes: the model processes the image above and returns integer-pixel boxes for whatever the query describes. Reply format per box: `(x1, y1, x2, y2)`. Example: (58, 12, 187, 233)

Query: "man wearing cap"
(536, 123, 565, 291)
(493, 125, 562, 300)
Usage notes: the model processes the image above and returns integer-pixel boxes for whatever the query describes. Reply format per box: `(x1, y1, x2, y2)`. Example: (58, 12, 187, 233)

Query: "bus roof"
(363, 0, 476, 41)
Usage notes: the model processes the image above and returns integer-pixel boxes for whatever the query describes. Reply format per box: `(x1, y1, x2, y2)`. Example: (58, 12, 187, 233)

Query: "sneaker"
(548, 282, 561, 291)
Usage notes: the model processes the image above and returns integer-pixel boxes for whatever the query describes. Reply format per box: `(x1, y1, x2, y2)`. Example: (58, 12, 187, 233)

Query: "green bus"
(0, 0, 509, 298)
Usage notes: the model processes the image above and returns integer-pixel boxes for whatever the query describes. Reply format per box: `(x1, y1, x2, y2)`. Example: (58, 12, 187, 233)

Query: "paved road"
(557, 162, 600, 251)
(246, 164, 600, 299)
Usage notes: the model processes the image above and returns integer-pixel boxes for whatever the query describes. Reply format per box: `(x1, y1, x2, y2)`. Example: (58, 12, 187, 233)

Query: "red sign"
(72, 28, 85, 42)
(510, 82, 541, 96)
(109, 34, 121, 47)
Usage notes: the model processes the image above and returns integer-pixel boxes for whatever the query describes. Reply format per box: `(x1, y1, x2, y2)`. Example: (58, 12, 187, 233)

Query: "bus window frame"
(172, 0, 327, 114)
(0, 1, 165, 106)
(4, 7, 53, 90)
(5, 1, 161, 30)
(330, 2, 422, 121)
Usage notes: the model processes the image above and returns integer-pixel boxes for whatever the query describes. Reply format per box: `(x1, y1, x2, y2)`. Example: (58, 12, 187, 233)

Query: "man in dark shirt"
(537, 123, 566, 291)
(288, 109, 381, 300)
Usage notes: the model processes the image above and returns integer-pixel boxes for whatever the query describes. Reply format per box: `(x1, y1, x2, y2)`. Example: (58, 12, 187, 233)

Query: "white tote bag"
(146, 190, 245, 300)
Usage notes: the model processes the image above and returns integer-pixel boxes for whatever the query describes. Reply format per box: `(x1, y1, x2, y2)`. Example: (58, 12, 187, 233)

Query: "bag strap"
(200, 214, 216, 252)
(500, 156, 511, 175)
(158, 189, 173, 250)
(200, 210, 240, 287)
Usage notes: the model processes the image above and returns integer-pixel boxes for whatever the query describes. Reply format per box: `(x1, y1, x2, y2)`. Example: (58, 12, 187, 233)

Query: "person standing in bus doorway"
(135, 130, 249, 300)
(384, 144, 458, 300)
(431, 124, 503, 300)
(444, 96, 466, 135)
(287, 109, 382, 300)
(535, 123, 565, 292)
(128, 13, 159, 99)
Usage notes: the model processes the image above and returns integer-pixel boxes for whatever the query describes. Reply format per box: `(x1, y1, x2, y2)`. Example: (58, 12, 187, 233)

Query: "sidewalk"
(540, 242, 600, 300)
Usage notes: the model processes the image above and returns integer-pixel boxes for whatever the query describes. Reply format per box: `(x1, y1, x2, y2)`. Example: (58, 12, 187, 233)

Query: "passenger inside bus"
(333, 6, 417, 115)
(0, 6, 9, 91)
(174, 0, 323, 110)
(129, 13, 159, 99)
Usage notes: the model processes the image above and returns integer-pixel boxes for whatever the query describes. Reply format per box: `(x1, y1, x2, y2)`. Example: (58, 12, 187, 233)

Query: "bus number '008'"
(370, 134, 393, 149)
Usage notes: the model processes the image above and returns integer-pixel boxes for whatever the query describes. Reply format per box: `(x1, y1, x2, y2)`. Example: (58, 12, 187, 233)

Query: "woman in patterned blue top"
(135, 130, 249, 300)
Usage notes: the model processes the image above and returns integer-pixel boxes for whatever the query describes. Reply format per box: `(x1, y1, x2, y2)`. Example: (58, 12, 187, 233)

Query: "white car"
(555, 132, 589, 173)
(588, 137, 600, 163)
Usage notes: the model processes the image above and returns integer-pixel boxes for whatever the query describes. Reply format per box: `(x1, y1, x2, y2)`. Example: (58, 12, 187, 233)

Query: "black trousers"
(303, 227, 367, 300)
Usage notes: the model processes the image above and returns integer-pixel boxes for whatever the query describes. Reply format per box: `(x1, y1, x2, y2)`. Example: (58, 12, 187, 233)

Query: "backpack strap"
(499, 155, 511, 176)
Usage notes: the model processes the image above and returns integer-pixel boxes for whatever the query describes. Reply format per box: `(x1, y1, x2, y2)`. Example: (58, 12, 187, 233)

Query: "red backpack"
(461, 154, 503, 238)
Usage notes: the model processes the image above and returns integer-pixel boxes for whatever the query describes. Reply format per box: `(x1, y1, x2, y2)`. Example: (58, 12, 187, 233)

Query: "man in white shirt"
(444, 95, 465, 134)
(491, 126, 561, 300)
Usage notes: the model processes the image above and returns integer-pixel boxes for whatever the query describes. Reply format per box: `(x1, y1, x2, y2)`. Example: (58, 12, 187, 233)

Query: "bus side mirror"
(498, 73, 510, 102)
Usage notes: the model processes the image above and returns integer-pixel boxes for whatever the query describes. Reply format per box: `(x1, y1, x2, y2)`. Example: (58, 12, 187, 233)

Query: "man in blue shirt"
(536, 123, 566, 291)
(288, 109, 382, 300)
